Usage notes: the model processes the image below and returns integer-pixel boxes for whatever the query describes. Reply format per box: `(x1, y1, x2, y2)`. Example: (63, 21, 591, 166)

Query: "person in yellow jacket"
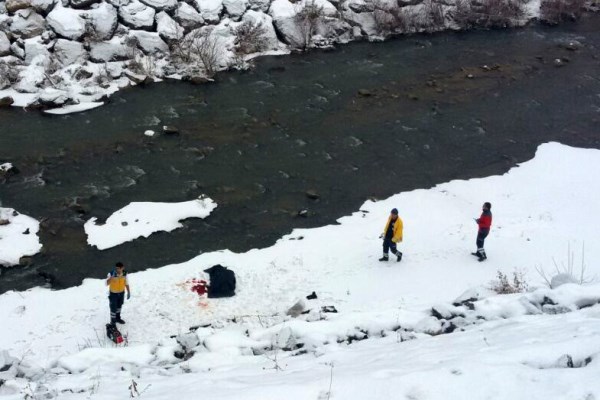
(106, 262, 131, 326)
(379, 208, 403, 262)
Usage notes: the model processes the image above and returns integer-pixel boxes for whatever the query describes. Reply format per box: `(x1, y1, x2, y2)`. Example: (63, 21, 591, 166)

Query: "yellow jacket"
(383, 216, 403, 243)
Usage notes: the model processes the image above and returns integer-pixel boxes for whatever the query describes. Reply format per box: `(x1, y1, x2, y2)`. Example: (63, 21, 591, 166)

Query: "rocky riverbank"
(0, 0, 596, 112)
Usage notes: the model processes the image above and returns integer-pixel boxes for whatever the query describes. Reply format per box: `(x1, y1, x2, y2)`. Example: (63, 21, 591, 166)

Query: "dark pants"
(383, 237, 398, 255)
(476, 229, 489, 252)
(109, 292, 124, 324)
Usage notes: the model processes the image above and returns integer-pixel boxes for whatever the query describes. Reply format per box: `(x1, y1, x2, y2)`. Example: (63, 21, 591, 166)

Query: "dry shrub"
(292, 0, 326, 50)
(490, 270, 528, 294)
(540, 0, 586, 24)
(234, 20, 269, 55)
(452, 0, 525, 28)
(170, 28, 222, 77)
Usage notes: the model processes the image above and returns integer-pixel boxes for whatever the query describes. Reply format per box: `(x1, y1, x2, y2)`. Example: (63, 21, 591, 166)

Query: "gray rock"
(31, 0, 57, 14)
(0, 32, 10, 56)
(194, 0, 222, 23)
(286, 299, 305, 317)
(139, 0, 177, 11)
(9, 9, 46, 39)
(223, 0, 247, 20)
(550, 273, 578, 289)
(155, 11, 183, 41)
(119, 0, 156, 30)
(128, 30, 168, 54)
(162, 125, 179, 134)
(69, 0, 100, 8)
(86, 2, 118, 40)
(89, 39, 129, 62)
(53, 38, 86, 64)
(173, 2, 203, 30)
(248, 0, 270, 12)
(47, 6, 86, 39)
(24, 36, 49, 63)
(5, 0, 32, 13)
(10, 41, 26, 58)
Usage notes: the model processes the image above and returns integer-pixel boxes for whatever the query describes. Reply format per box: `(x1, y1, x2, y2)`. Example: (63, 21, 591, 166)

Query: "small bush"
(540, 0, 586, 24)
(490, 270, 528, 294)
(234, 20, 269, 55)
(292, 0, 326, 50)
(451, 0, 525, 29)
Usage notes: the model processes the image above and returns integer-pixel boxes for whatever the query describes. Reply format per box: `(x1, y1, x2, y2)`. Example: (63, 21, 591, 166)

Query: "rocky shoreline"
(0, 0, 597, 112)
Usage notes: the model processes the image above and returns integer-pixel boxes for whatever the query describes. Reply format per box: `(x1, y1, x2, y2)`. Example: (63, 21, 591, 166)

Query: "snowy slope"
(0, 142, 599, 399)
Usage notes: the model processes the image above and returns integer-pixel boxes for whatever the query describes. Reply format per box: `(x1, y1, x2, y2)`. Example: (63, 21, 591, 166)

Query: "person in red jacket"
(472, 202, 492, 262)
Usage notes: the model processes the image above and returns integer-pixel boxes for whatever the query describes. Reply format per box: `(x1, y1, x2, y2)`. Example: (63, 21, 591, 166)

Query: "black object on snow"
(306, 291, 317, 300)
(204, 264, 236, 298)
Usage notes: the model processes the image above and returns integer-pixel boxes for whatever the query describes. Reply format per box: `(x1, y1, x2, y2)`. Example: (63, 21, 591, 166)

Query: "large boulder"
(47, 6, 86, 39)
(174, 2, 204, 30)
(24, 36, 50, 63)
(128, 30, 168, 54)
(268, 0, 302, 45)
(9, 9, 46, 39)
(156, 11, 183, 41)
(241, 10, 280, 50)
(85, 2, 118, 40)
(119, 0, 156, 30)
(89, 37, 129, 61)
(6, 0, 32, 13)
(194, 0, 223, 24)
(10, 41, 26, 59)
(0, 32, 11, 56)
(31, 0, 57, 15)
(69, 0, 101, 8)
(248, 0, 270, 12)
(223, 0, 247, 20)
(138, 0, 177, 11)
(53, 38, 86, 64)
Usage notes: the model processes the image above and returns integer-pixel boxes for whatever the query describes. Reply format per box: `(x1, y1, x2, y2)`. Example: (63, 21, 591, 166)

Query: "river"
(1, 16, 599, 293)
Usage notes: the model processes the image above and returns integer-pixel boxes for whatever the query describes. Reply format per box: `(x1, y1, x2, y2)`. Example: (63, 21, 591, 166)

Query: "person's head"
(115, 262, 125, 272)
(390, 208, 399, 220)
(483, 202, 491, 211)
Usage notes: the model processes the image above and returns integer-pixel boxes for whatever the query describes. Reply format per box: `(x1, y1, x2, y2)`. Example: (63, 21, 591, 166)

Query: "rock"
(0, 32, 10, 56)
(144, 129, 155, 136)
(89, 38, 129, 62)
(175, 332, 200, 350)
(31, 0, 57, 15)
(119, 0, 156, 30)
(106, 62, 123, 77)
(156, 11, 183, 41)
(5, 0, 32, 13)
(23, 228, 30, 234)
(0, 96, 15, 106)
(248, 0, 270, 12)
(0, 219, 10, 225)
(173, 2, 204, 30)
(556, 354, 574, 368)
(347, 0, 374, 13)
(86, 2, 118, 40)
(38, 87, 69, 106)
(53, 38, 86, 64)
(358, 88, 373, 96)
(19, 256, 33, 266)
(10, 41, 26, 59)
(139, 0, 177, 11)
(124, 70, 148, 83)
(194, 0, 223, 23)
(9, 9, 46, 39)
(106, 0, 130, 6)
(553, 58, 565, 67)
(47, 6, 86, 39)
(162, 125, 179, 134)
(286, 299, 305, 317)
(24, 36, 50, 63)
(305, 189, 319, 200)
(297, 209, 308, 217)
(562, 40, 582, 51)
(550, 273, 578, 289)
(69, 0, 100, 8)
(223, 0, 248, 20)
(185, 75, 210, 84)
(128, 30, 168, 54)
(241, 10, 280, 50)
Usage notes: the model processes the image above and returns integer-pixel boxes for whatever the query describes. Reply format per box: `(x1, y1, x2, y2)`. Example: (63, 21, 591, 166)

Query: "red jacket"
(477, 209, 492, 230)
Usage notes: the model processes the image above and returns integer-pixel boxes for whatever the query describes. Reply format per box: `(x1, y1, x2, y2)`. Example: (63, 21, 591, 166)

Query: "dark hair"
(391, 208, 398, 215)
(115, 262, 124, 268)
(484, 202, 492, 210)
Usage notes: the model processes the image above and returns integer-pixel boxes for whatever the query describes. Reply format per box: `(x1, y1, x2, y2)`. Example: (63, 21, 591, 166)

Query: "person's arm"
(106, 272, 112, 286)
(125, 276, 131, 299)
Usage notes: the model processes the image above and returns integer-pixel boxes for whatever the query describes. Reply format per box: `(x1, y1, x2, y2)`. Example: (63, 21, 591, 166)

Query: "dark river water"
(1, 16, 599, 293)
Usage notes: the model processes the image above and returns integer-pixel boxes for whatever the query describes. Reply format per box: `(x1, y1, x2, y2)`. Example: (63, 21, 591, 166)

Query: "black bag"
(204, 264, 236, 298)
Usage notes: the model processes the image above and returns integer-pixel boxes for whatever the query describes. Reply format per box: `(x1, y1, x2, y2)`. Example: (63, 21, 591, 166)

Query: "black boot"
(116, 314, 126, 324)
(396, 251, 403, 262)
(379, 255, 389, 262)
(478, 251, 487, 262)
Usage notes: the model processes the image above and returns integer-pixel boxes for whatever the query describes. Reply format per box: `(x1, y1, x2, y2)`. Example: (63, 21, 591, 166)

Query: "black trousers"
(476, 229, 489, 250)
(109, 292, 124, 323)
(383, 237, 398, 255)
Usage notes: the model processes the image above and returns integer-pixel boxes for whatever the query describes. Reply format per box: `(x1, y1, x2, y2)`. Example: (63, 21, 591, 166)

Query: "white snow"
(86, 2, 119, 41)
(1, 142, 599, 399)
(156, 11, 184, 41)
(53, 38, 87, 65)
(44, 101, 104, 114)
(84, 195, 218, 250)
(0, 32, 10, 56)
(174, 1, 204, 29)
(0, 208, 42, 266)
(194, 0, 223, 23)
(119, 0, 156, 30)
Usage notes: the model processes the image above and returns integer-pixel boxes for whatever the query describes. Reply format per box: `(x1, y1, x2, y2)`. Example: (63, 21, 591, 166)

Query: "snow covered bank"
(0, 142, 599, 398)
(84, 195, 217, 250)
(0, 207, 42, 266)
(1, 0, 595, 113)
